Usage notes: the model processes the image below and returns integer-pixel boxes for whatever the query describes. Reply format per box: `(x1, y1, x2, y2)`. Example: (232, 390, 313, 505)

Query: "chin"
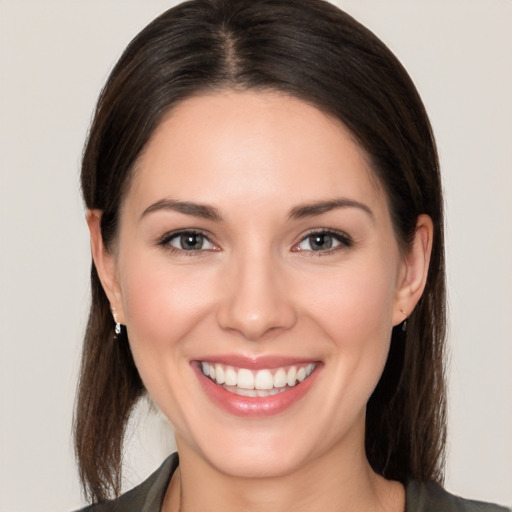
(208, 446, 308, 479)
(182, 424, 321, 480)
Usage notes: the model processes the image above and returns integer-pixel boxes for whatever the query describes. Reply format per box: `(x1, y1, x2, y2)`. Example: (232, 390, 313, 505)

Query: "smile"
(200, 362, 316, 397)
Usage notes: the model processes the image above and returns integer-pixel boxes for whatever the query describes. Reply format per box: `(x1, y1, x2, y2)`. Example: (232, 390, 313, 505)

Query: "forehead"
(126, 91, 385, 217)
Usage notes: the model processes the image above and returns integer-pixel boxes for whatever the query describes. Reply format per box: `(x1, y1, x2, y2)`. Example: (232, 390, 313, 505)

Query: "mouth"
(194, 358, 320, 417)
(200, 361, 317, 397)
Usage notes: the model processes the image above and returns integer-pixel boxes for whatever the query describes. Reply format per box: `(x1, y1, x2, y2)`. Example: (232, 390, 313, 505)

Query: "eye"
(293, 230, 352, 253)
(160, 230, 217, 252)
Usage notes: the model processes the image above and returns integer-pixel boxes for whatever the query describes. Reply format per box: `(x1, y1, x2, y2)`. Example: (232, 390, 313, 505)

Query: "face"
(94, 91, 429, 479)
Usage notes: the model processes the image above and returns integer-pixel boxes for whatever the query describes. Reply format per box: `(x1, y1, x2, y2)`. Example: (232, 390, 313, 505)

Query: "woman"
(74, 0, 509, 511)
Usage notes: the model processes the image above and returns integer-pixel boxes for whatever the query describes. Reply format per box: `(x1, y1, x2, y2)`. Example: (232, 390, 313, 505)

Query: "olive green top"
(76, 454, 510, 512)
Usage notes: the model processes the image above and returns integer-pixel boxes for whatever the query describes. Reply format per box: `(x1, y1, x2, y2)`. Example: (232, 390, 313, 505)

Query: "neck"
(163, 433, 404, 512)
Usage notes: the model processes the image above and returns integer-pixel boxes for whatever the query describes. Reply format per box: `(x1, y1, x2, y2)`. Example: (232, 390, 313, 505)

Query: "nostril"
(216, 296, 297, 341)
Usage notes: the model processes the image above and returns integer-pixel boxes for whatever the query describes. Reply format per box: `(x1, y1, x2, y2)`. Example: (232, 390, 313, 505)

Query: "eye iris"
(180, 233, 203, 250)
(310, 234, 333, 250)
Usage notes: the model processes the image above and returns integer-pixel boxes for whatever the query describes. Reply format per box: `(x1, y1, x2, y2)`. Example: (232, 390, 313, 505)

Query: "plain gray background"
(1, 1, 511, 511)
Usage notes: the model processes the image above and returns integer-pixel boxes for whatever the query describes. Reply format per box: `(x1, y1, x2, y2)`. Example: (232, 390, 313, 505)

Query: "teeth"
(254, 369, 273, 390)
(225, 385, 287, 397)
(225, 367, 237, 386)
(286, 366, 297, 387)
(215, 364, 225, 384)
(237, 369, 255, 390)
(273, 368, 287, 388)
(236, 387, 258, 397)
(201, 362, 316, 392)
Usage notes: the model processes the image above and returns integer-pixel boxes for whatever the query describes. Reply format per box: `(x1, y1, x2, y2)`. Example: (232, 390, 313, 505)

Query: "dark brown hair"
(75, 0, 446, 502)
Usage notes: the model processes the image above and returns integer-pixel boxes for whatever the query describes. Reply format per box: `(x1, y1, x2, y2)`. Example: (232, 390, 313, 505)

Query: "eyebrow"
(288, 198, 374, 221)
(140, 199, 223, 222)
(140, 197, 374, 223)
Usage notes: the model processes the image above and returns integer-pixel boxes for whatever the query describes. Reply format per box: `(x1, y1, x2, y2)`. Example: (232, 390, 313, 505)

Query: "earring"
(112, 308, 122, 340)
(400, 309, 407, 333)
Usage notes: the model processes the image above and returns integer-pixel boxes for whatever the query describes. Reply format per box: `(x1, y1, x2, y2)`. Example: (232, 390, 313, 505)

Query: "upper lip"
(193, 354, 319, 370)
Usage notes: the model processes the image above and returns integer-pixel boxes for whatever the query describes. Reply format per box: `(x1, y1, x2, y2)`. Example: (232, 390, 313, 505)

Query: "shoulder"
(406, 480, 511, 512)
(72, 454, 179, 512)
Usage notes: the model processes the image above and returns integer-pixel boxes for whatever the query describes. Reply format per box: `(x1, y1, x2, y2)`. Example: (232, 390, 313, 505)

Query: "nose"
(216, 253, 297, 341)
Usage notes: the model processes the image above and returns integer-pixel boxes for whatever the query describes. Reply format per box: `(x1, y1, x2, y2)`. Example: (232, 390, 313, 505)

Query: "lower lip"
(194, 364, 320, 417)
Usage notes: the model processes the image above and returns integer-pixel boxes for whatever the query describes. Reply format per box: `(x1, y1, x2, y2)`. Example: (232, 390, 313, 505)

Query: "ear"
(392, 214, 434, 326)
(87, 210, 126, 324)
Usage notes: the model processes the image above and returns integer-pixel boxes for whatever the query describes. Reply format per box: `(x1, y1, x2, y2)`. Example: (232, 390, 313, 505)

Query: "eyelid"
(291, 228, 354, 253)
(157, 228, 220, 252)
(156, 227, 352, 254)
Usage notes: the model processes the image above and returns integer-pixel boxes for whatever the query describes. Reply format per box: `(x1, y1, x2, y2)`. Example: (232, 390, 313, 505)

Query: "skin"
(89, 91, 433, 512)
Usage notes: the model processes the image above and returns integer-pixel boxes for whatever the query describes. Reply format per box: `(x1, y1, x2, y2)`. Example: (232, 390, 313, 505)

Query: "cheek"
(302, 257, 397, 340)
(117, 251, 217, 364)
(300, 256, 398, 398)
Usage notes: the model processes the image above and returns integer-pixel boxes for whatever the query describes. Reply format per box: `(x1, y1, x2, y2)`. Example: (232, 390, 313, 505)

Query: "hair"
(75, 0, 446, 502)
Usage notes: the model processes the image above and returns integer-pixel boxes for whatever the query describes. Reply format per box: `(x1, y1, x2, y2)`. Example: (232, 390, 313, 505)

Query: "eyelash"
(157, 229, 218, 255)
(292, 229, 354, 256)
(157, 228, 354, 256)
